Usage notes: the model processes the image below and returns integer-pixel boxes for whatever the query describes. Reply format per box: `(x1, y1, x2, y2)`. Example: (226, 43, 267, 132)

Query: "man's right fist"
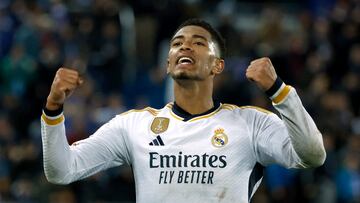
(46, 68, 83, 110)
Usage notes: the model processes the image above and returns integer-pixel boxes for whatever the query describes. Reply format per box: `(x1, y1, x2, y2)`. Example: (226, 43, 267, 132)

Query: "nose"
(180, 41, 192, 51)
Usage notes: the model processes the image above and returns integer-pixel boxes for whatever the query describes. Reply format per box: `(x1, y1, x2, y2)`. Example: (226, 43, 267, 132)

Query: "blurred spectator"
(0, 0, 359, 202)
(0, 44, 37, 98)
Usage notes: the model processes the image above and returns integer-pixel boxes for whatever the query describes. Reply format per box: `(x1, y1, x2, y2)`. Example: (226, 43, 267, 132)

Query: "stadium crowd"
(0, 0, 359, 202)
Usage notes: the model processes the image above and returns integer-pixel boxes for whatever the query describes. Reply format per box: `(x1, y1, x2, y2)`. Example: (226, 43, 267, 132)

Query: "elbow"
(44, 168, 73, 185)
(303, 147, 327, 168)
(46, 176, 72, 185)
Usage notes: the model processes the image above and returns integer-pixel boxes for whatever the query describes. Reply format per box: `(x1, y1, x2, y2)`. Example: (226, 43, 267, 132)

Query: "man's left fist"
(246, 57, 277, 91)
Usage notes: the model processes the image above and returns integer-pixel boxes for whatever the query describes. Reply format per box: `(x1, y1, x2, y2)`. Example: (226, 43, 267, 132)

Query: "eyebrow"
(170, 34, 209, 43)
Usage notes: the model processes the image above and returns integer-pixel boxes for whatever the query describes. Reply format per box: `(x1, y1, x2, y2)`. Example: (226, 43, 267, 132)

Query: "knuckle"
(259, 61, 269, 68)
(57, 68, 67, 76)
(265, 58, 272, 65)
(59, 67, 67, 72)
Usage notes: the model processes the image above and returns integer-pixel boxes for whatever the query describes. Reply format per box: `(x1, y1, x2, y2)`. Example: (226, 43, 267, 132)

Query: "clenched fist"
(246, 57, 277, 91)
(46, 68, 83, 110)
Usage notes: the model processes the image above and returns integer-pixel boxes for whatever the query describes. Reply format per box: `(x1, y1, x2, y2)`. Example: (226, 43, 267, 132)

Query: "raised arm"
(41, 68, 129, 184)
(246, 57, 326, 168)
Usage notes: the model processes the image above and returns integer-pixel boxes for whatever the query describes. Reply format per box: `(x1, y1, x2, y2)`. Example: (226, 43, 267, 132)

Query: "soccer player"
(41, 19, 326, 202)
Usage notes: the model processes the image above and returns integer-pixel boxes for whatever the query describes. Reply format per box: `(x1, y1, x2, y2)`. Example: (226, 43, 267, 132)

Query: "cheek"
(202, 55, 215, 68)
(168, 51, 177, 64)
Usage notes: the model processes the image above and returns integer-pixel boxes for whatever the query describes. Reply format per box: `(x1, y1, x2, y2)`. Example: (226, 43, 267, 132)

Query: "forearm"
(271, 84, 326, 167)
(41, 109, 127, 184)
(41, 111, 75, 184)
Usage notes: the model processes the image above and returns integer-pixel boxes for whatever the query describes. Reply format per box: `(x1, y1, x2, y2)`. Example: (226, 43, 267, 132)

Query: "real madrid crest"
(211, 128, 228, 148)
(151, 117, 170, 134)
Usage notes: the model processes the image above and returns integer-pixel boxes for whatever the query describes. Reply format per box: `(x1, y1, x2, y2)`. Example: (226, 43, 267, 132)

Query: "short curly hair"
(173, 18, 226, 59)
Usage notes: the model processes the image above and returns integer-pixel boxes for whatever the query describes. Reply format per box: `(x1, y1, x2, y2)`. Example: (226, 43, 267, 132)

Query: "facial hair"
(170, 71, 204, 81)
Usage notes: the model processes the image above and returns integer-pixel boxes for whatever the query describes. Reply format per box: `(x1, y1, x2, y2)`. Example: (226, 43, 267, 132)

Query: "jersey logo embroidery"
(151, 117, 170, 134)
(211, 128, 228, 148)
(149, 135, 165, 146)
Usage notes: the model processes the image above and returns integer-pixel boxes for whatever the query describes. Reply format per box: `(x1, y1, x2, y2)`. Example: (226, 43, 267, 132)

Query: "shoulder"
(221, 104, 280, 129)
(118, 106, 162, 117)
(221, 103, 273, 115)
(105, 106, 163, 129)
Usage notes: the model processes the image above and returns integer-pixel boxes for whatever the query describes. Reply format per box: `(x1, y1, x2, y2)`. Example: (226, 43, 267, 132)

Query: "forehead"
(173, 25, 212, 40)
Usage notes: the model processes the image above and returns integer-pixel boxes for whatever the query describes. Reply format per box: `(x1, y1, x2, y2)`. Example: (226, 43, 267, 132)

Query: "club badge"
(211, 128, 228, 148)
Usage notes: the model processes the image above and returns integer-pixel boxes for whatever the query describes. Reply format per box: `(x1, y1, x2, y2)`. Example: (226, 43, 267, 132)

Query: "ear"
(212, 58, 225, 75)
(166, 59, 170, 74)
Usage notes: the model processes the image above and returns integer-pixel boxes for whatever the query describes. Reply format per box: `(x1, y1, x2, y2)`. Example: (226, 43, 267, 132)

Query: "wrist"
(265, 77, 284, 98)
(266, 77, 292, 104)
(44, 102, 63, 117)
(42, 105, 64, 125)
(46, 97, 63, 111)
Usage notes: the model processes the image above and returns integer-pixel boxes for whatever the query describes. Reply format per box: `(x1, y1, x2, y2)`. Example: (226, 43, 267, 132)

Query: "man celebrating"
(41, 19, 326, 202)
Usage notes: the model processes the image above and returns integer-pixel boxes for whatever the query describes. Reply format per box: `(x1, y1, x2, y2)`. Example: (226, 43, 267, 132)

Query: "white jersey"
(41, 85, 326, 203)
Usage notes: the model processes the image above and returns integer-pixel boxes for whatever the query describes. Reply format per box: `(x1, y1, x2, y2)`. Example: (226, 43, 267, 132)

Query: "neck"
(173, 79, 214, 115)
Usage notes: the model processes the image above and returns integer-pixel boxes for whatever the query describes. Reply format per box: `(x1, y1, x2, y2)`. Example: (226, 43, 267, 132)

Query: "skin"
(46, 25, 278, 114)
(167, 25, 225, 114)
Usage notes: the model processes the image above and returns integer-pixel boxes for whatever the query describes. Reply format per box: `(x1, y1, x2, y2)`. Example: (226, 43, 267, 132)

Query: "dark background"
(0, 0, 359, 202)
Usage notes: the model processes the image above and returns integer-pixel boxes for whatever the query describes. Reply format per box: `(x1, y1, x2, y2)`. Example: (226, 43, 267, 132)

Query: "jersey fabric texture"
(41, 85, 325, 203)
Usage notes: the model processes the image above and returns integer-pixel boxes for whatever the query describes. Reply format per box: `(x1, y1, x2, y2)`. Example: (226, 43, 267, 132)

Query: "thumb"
(78, 77, 84, 85)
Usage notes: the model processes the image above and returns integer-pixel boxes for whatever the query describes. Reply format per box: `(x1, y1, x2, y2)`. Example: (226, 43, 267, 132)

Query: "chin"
(171, 72, 203, 81)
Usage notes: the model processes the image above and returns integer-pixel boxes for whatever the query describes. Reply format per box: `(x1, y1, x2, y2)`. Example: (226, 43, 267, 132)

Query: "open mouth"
(177, 56, 195, 65)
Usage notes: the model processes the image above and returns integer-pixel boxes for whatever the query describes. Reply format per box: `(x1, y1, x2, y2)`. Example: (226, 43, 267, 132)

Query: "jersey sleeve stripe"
(248, 163, 264, 201)
(41, 113, 64, 125)
(238, 106, 273, 114)
(222, 104, 236, 110)
(272, 85, 291, 104)
(119, 107, 160, 116)
(221, 106, 233, 111)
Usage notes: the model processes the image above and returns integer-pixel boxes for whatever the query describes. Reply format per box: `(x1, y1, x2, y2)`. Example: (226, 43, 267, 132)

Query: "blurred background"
(0, 0, 359, 202)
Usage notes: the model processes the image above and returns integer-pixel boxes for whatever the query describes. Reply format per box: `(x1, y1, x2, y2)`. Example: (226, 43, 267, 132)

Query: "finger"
(59, 82, 78, 93)
(246, 75, 255, 82)
(250, 57, 270, 65)
(247, 64, 253, 70)
(250, 58, 263, 65)
(57, 69, 81, 83)
(57, 72, 79, 84)
(73, 67, 86, 77)
(61, 77, 79, 85)
(58, 67, 80, 78)
(59, 67, 80, 74)
(245, 70, 255, 81)
(246, 65, 257, 72)
(78, 77, 84, 85)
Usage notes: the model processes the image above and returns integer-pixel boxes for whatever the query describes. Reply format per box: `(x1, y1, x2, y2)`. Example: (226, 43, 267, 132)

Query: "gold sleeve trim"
(119, 107, 160, 116)
(272, 85, 291, 104)
(223, 103, 273, 114)
(222, 104, 237, 110)
(238, 106, 273, 114)
(41, 114, 64, 125)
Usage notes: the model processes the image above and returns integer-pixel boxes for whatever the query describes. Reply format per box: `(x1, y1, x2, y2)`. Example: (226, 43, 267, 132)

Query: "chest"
(129, 116, 256, 170)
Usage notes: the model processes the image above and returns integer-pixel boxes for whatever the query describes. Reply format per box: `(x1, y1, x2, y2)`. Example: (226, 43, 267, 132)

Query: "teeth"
(178, 57, 194, 64)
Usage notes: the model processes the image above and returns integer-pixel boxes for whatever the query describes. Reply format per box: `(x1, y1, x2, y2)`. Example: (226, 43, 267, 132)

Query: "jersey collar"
(171, 101, 221, 122)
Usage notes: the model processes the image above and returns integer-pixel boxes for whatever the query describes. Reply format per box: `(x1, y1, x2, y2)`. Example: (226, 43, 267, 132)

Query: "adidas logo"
(149, 135, 165, 146)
